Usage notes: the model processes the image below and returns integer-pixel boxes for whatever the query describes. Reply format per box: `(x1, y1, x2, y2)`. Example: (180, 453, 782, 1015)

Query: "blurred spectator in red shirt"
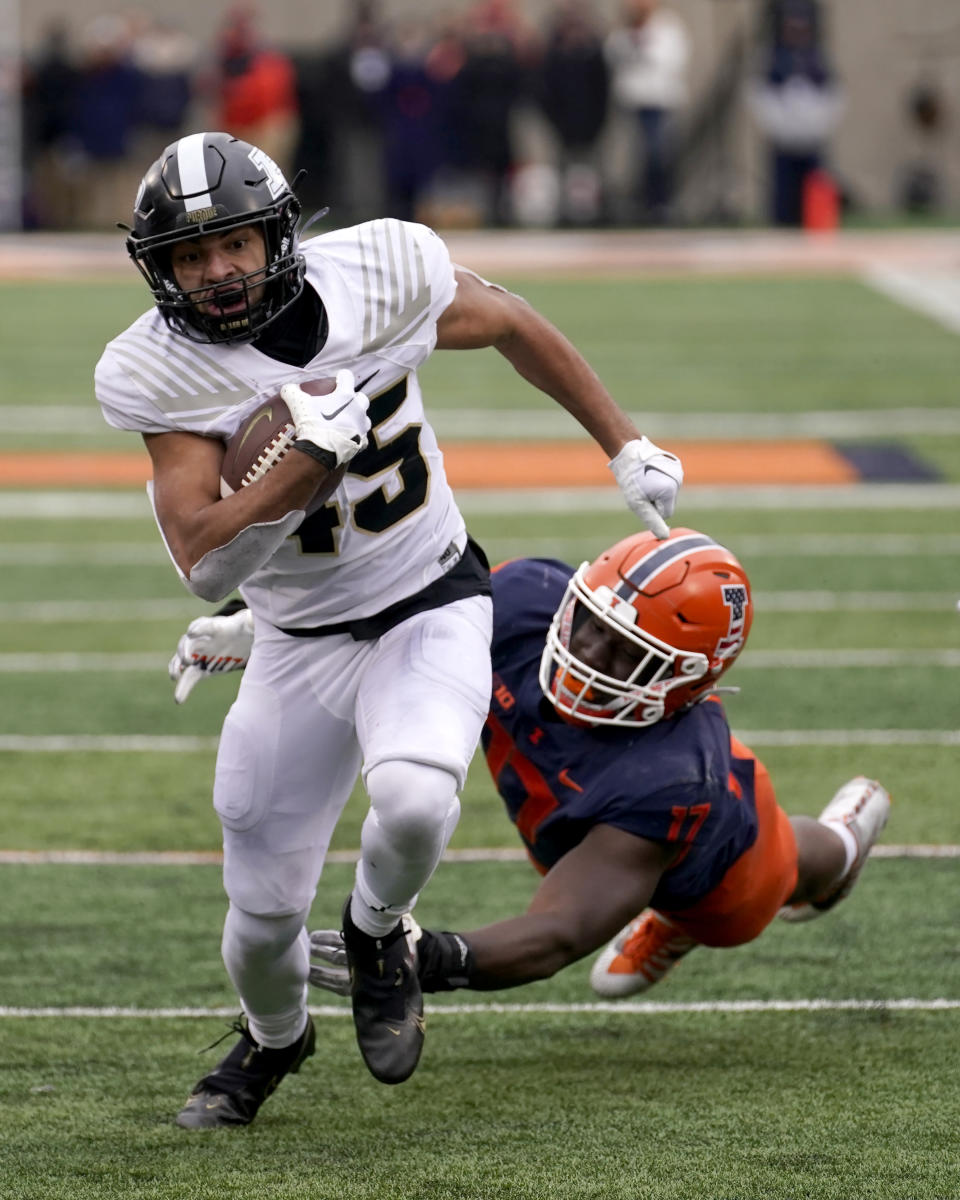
(209, 4, 300, 178)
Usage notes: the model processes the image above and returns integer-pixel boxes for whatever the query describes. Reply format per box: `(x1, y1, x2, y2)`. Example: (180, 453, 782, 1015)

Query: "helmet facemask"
(125, 133, 306, 345)
(540, 570, 711, 727)
(539, 529, 752, 728)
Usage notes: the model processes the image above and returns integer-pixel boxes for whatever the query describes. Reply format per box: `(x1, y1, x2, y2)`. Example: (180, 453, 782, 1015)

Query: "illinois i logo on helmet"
(716, 584, 749, 661)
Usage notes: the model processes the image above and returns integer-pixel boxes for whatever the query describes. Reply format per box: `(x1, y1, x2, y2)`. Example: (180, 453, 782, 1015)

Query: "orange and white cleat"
(589, 910, 698, 998)
(780, 775, 891, 923)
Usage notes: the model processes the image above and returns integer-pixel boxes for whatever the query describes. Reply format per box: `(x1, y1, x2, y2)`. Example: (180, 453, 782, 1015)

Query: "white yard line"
(0, 653, 167, 671)
(435, 408, 960, 439)
(0, 493, 152, 518)
(0, 735, 219, 751)
(1, 729, 957, 752)
(10, 405, 960, 439)
(1, 648, 956, 673)
(3, 485, 960, 520)
(0, 599, 199, 622)
(864, 265, 960, 336)
(0, 545, 167, 565)
(735, 729, 960, 746)
(0, 997, 956, 1019)
(0, 845, 954, 866)
(454, 485, 960, 513)
(4, 533, 960, 566)
(751, 591, 955, 612)
(495, 534, 960, 557)
(736, 649, 960, 668)
(0, 592, 955, 625)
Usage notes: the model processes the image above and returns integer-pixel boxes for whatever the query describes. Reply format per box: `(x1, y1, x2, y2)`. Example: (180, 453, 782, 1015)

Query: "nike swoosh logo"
(321, 399, 353, 421)
(317, 370, 377, 422)
(235, 407, 273, 455)
(385, 1013, 426, 1037)
(558, 768, 583, 792)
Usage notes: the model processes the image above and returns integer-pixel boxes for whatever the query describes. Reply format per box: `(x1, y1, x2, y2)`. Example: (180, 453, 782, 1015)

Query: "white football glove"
(168, 607, 255, 705)
(609, 436, 684, 540)
(308, 915, 422, 997)
(308, 928, 351, 996)
(280, 369, 371, 467)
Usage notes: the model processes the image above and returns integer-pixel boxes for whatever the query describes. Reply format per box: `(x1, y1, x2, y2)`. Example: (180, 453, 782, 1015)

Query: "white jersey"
(95, 219, 468, 628)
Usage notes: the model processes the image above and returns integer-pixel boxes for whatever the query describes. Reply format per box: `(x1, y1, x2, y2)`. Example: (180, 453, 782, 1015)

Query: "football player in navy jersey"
(174, 528, 890, 1040)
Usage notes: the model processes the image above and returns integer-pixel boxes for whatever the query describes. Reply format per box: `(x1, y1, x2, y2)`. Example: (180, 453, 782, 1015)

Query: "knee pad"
(364, 759, 460, 856)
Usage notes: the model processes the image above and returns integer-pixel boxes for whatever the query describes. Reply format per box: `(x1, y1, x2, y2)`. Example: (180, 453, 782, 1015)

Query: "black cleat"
(341, 897, 425, 1085)
(176, 1015, 315, 1129)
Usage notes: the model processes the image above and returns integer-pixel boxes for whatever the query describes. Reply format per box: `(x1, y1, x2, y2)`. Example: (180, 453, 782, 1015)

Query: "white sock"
(821, 819, 858, 880)
(221, 905, 310, 1048)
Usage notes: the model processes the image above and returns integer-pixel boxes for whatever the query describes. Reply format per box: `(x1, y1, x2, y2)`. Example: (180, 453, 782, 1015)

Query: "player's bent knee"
(365, 759, 459, 852)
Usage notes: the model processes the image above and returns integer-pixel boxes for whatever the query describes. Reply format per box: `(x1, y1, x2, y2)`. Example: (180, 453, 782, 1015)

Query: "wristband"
(293, 439, 339, 472)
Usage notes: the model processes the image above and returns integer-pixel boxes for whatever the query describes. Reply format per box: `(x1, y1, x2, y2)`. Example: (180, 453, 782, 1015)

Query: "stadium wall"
(16, 0, 960, 220)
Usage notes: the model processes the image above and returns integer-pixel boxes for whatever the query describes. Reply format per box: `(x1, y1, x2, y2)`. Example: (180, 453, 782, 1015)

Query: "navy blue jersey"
(482, 558, 761, 912)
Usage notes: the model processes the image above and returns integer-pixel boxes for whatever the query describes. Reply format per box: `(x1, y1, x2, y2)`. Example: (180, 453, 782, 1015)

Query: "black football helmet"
(125, 131, 305, 344)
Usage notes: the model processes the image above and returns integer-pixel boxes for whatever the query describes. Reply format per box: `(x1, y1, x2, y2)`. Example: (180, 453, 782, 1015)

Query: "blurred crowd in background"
(17, 0, 953, 233)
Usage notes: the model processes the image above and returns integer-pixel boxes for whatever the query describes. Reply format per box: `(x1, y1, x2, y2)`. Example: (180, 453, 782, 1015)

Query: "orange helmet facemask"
(539, 528, 752, 727)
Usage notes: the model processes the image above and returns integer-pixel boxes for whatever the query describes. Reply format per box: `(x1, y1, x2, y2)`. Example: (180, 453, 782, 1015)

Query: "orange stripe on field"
(0, 452, 153, 487)
(441, 440, 858, 487)
(0, 440, 859, 489)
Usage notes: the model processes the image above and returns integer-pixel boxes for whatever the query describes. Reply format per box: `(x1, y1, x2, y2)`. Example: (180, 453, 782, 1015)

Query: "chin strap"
(698, 686, 741, 703)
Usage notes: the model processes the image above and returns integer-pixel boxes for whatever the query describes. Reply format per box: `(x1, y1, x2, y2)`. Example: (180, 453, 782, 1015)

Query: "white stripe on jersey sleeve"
(117, 333, 249, 402)
(358, 219, 453, 354)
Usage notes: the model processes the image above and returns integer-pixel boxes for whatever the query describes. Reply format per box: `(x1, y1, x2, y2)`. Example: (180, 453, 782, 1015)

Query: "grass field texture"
(0, 257, 958, 1199)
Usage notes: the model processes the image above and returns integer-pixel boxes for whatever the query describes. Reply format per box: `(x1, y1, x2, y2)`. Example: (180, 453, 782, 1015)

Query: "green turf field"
(0, 265, 958, 1200)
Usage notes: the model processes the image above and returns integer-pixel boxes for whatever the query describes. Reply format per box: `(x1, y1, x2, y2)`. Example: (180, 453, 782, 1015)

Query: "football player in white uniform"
(96, 131, 684, 1126)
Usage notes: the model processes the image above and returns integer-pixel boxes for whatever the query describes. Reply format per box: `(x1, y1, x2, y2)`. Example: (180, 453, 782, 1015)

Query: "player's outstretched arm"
(461, 824, 672, 988)
(435, 268, 683, 538)
(308, 824, 672, 994)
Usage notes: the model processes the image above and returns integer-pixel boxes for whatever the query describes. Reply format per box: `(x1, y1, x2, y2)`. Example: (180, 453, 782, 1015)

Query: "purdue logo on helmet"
(539, 528, 753, 727)
(125, 131, 306, 344)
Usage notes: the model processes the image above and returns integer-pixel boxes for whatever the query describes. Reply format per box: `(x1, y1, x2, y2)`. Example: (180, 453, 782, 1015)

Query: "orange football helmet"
(540, 527, 752, 727)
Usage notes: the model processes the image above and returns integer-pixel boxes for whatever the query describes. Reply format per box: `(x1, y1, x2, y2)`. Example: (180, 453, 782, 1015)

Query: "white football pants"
(214, 593, 492, 1046)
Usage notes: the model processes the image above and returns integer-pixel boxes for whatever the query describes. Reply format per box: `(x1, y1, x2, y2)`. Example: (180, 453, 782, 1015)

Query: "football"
(220, 379, 346, 514)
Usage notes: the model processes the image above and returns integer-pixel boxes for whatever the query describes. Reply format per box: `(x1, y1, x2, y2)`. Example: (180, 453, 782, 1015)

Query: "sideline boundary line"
(0, 998, 957, 1019)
